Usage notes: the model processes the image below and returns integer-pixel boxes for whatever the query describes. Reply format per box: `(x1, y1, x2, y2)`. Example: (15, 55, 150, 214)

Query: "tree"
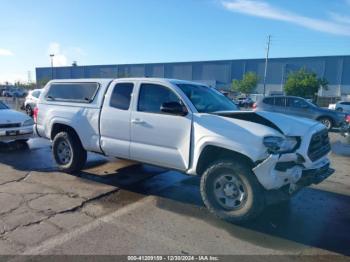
(284, 68, 328, 98)
(231, 72, 258, 94)
(37, 78, 50, 88)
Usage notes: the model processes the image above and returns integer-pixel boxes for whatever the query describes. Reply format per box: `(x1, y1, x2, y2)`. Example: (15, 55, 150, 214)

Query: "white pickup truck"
(35, 78, 334, 223)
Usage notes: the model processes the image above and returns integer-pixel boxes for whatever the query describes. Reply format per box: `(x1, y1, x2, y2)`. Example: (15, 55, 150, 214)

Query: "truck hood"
(214, 111, 322, 136)
(0, 109, 30, 124)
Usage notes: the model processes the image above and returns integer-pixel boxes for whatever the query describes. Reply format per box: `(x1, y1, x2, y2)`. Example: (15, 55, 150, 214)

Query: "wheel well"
(196, 145, 254, 176)
(316, 116, 334, 124)
(51, 123, 80, 141)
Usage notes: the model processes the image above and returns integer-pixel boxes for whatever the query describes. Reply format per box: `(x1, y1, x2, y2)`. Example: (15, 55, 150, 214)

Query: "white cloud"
(47, 42, 86, 66)
(330, 12, 350, 25)
(222, 0, 350, 36)
(47, 42, 68, 66)
(0, 48, 14, 56)
(0, 73, 27, 84)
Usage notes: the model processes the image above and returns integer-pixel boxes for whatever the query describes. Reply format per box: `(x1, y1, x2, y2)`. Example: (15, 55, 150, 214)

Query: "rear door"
(100, 81, 135, 158)
(272, 97, 287, 114)
(130, 82, 192, 171)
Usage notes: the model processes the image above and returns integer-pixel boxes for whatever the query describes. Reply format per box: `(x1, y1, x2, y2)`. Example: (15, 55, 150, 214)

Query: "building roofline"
(36, 54, 350, 70)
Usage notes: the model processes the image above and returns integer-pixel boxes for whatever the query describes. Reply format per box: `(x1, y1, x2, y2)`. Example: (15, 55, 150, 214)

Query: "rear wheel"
(200, 160, 265, 223)
(52, 131, 87, 173)
(318, 117, 333, 130)
(25, 105, 33, 116)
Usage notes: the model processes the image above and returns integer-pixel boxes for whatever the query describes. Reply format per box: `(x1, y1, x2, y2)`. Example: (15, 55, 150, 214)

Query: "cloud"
(0, 48, 14, 56)
(47, 42, 68, 66)
(0, 73, 27, 84)
(330, 12, 350, 25)
(47, 42, 86, 66)
(222, 0, 350, 36)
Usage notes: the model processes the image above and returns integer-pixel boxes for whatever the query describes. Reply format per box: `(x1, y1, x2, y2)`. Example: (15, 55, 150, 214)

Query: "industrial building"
(36, 55, 350, 98)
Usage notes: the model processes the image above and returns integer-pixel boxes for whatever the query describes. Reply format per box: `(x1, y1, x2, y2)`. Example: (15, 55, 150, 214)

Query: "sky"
(1, 0, 350, 84)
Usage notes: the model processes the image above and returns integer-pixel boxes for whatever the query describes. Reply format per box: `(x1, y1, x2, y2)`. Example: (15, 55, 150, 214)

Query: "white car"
(335, 101, 350, 113)
(35, 78, 334, 223)
(0, 101, 34, 143)
(24, 89, 42, 116)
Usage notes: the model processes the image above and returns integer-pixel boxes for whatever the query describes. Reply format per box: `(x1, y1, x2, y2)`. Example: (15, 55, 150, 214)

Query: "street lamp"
(50, 54, 55, 80)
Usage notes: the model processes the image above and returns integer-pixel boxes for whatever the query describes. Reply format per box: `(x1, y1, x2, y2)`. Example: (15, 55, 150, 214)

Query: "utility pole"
(263, 35, 271, 96)
(50, 54, 55, 80)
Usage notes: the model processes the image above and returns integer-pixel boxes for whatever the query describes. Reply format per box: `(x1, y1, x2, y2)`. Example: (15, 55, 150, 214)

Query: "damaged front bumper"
(252, 153, 334, 193)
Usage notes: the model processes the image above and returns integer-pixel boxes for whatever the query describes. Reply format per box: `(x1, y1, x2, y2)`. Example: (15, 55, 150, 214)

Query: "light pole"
(50, 54, 55, 80)
(263, 35, 271, 96)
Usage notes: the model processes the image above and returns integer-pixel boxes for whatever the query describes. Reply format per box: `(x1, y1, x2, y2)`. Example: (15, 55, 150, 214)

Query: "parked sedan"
(255, 96, 347, 130)
(0, 101, 34, 143)
(335, 101, 350, 113)
(3, 88, 27, 97)
(237, 97, 254, 108)
(24, 89, 42, 116)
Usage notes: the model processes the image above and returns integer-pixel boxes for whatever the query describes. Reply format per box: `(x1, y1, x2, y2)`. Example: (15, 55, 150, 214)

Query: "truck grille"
(0, 123, 21, 128)
(308, 129, 331, 161)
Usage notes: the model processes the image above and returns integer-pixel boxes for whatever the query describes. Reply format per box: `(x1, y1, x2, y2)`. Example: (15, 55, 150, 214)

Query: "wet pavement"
(0, 134, 349, 257)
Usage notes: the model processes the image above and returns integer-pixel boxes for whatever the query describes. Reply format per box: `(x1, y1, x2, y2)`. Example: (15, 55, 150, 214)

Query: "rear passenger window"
(274, 97, 286, 107)
(110, 83, 134, 110)
(46, 82, 99, 103)
(138, 83, 180, 113)
(263, 97, 274, 105)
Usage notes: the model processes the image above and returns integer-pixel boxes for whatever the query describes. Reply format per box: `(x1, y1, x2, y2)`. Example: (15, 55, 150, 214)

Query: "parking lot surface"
(0, 134, 349, 258)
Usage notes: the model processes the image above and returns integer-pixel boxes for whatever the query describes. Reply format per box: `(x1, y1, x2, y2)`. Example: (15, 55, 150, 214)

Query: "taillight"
(33, 107, 38, 123)
(252, 103, 257, 109)
(346, 115, 350, 123)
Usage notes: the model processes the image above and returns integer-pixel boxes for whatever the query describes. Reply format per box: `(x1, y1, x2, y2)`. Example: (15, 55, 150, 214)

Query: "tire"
(200, 159, 265, 224)
(52, 131, 87, 173)
(25, 105, 33, 116)
(318, 117, 333, 130)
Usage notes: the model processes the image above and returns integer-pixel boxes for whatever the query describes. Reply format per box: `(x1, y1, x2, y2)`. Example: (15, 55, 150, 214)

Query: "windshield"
(176, 84, 238, 113)
(0, 101, 8, 110)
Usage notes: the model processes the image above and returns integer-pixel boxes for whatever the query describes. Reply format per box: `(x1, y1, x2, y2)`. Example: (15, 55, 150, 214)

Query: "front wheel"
(200, 160, 265, 224)
(52, 131, 87, 173)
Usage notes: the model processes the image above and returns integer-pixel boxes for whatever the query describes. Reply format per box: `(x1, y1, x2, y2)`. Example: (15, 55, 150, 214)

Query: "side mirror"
(160, 101, 187, 116)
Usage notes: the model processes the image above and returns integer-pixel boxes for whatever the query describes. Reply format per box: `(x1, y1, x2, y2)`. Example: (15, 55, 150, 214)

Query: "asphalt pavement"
(0, 134, 349, 259)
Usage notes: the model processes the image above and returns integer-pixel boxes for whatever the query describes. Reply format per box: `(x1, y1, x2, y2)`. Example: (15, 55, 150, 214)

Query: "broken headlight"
(263, 136, 299, 154)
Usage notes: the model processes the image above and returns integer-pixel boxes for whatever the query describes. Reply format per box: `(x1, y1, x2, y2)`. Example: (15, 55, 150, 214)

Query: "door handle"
(131, 119, 145, 124)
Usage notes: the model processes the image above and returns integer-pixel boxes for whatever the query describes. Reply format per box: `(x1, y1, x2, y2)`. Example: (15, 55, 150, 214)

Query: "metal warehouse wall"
(36, 55, 350, 96)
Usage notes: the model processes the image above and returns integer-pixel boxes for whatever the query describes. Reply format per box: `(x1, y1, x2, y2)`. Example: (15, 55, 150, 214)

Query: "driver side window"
(291, 98, 308, 108)
(138, 83, 180, 113)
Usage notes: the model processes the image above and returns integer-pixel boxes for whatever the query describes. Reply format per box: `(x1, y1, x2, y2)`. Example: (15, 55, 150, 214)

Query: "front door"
(286, 97, 314, 119)
(130, 83, 192, 171)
